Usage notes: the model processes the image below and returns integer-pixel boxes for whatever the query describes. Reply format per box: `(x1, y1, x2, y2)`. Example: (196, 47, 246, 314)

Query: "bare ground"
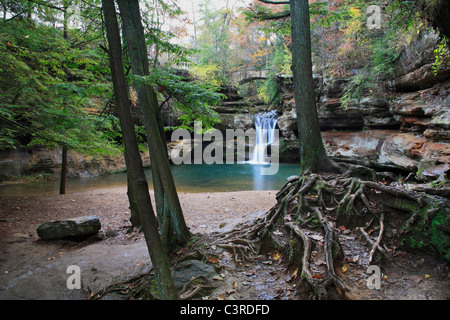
(0, 187, 448, 300)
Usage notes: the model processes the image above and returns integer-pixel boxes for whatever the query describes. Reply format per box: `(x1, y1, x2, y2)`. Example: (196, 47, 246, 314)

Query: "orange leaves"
(271, 252, 282, 261)
(341, 264, 348, 273)
(207, 256, 220, 264)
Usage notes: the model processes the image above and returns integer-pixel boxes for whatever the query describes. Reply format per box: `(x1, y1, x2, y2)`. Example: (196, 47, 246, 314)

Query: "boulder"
(378, 133, 425, 172)
(172, 260, 217, 289)
(279, 139, 300, 163)
(37, 215, 101, 240)
(215, 113, 253, 131)
(277, 109, 298, 135)
(378, 133, 450, 179)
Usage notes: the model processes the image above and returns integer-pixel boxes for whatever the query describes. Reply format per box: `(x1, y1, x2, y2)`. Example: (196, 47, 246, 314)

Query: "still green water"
(0, 163, 301, 197)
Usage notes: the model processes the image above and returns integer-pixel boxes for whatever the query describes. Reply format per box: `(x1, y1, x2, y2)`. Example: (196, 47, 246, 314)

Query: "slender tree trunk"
(117, 0, 191, 246)
(63, 0, 69, 40)
(127, 173, 140, 227)
(102, 0, 178, 299)
(290, 0, 340, 174)
(59, 146, 68, 195)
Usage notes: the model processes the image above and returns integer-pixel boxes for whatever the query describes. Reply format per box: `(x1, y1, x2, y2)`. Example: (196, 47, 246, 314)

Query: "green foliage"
(129, 67, 224, 131)
(190, 0, 234, 86)
(0, 0, 228, 160)
(430, 209, 450, 261)
(140, 0, 196, 68)
(243, 2, 291, 36)
(132, 0, 225, 131)
(257, 39, 289, 104)
(191, 64, 222, 87)
(0, 15, 118, 156)
(432, 38, 449, 75)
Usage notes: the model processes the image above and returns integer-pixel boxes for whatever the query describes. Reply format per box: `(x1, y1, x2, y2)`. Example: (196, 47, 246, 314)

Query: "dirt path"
(0, 188, 277, 299)
(0, 187, 448, 300)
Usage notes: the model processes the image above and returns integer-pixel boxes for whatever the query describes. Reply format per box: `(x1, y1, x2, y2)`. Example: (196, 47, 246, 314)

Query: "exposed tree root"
(89, 270, 154, 300)
(179, 275, 218, 299)
(212, 168, 450, 300)
(90, 166, 449, 300)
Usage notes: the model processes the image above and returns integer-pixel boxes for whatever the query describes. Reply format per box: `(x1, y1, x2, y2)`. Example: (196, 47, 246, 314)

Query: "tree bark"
(59, 146, 68, 195)
(102, 0, 178, 299)
(117, 0, 191, 246)
(290, 0, 339, 174)
(63, 0, 69, 40)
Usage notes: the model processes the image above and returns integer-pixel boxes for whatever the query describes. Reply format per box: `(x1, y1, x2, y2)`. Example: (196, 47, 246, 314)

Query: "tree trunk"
(127, 174, 140, 227)
(117, 0, 191, 246)
(290, 0, 339, 174)
(102, 0, 178, 300)
(63, 0, 69, 40)
(59, 146, 68, 195)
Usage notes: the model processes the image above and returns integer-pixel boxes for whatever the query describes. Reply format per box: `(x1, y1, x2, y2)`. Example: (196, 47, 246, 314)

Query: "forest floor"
(0, 186, 448, 300)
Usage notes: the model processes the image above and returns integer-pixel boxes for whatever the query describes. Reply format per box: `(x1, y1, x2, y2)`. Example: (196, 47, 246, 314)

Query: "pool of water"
(0, 163, 301, 197)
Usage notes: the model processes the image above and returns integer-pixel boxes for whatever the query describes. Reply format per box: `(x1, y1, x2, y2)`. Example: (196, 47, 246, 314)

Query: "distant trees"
(187, 0, 274, 88)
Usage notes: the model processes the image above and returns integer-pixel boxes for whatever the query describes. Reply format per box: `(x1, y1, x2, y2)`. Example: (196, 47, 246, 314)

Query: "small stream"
(0, 163, 301, 197)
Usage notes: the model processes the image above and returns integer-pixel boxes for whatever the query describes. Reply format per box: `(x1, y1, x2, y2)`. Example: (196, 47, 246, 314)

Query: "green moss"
(402, 204, 450, 261)
(430, 209, 450, 261)
(393, 197, 418, 212)
(315, 179, 325, 190)
(290, 236, 298, 248)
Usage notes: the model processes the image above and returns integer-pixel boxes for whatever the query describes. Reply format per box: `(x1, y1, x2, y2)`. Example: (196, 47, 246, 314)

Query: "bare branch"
(258, 0, 290, 4)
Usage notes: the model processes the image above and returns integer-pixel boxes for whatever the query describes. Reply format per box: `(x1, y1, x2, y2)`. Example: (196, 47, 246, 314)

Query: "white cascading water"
(249, 110, 278, 164)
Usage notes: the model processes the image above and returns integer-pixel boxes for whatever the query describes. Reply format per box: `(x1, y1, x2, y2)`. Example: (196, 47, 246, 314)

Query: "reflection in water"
(0, 163, 300, 197)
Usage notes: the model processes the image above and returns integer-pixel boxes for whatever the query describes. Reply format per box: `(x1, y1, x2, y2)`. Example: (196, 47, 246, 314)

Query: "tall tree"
(102, 0, 178, 299)
(117, 0, 191, 247)
(290, 0, 341, 174)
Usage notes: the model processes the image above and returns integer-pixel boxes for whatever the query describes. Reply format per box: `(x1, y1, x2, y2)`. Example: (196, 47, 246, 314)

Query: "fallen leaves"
(285, 268, 300, 283)
(271, 252, 282, 261)
(207, 256, 220, 264)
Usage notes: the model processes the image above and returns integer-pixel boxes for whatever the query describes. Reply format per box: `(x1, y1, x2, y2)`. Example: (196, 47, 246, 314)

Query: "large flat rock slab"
(37, 215, 101, 240)
(0, 241, 150, 300)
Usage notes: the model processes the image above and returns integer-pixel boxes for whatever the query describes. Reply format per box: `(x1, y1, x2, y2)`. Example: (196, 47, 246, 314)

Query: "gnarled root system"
(212, 168, 449, 299)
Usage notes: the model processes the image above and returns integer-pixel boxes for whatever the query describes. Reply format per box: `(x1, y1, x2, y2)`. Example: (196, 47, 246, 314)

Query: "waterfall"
(249, 110, 278, 164)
